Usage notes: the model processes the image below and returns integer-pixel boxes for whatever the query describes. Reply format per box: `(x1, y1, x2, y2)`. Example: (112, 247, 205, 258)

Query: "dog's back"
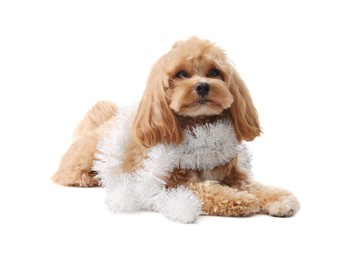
(74, 101, 117, 139)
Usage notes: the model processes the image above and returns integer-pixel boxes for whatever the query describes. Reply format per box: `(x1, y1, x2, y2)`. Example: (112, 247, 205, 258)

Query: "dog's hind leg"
(52, 101, 117, 187)
(73, 100, 118, 138)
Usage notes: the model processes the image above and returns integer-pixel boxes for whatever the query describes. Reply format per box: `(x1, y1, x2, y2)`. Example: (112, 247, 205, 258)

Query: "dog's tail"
(73, 100, 118, 138)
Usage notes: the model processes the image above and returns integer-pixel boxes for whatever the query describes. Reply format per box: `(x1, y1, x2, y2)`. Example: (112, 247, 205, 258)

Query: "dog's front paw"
(155, 187, 202, 224)
(266, 195, 300, 217)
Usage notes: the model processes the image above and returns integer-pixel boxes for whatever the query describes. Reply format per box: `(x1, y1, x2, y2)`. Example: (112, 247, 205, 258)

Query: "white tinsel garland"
(93, 105, 252, 223)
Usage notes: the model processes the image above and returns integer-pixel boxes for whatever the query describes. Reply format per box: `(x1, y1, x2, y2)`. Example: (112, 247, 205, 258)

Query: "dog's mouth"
(198, 97, 208, 105)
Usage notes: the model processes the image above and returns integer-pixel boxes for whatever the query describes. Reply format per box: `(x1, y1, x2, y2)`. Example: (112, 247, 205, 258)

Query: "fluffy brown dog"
(53, 37, 299, 220)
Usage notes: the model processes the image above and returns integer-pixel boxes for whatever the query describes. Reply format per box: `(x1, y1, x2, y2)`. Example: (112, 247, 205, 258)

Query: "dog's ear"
(133, 56, 184, 147)
(228, 69, 262, 142)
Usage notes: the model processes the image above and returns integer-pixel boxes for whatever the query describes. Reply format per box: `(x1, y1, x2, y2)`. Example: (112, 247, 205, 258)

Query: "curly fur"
(52, 36, 300, 223)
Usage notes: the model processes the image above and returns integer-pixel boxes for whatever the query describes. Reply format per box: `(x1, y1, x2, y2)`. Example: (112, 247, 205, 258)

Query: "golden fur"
(53, 37, 299, 217)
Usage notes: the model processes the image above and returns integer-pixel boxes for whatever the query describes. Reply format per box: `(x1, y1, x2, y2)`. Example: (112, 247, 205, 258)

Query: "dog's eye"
(175, 71, 188, 79)
(208, 69, 220, 77)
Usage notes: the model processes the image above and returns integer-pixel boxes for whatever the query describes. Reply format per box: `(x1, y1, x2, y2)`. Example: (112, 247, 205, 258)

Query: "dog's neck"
(175, 109, 230, 130)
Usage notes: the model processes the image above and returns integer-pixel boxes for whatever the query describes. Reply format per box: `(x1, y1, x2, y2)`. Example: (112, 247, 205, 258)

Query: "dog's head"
(134, 37, 261, 147)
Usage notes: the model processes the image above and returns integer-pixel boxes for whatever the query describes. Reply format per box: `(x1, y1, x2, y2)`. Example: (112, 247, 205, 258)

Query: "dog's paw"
(266, 195, 300, 217)
(78, 171, 100, 187)
(52, 170, 100, 187)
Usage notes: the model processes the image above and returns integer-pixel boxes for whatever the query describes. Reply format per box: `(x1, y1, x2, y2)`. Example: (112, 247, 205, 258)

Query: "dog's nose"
(195, 82, 210, 97)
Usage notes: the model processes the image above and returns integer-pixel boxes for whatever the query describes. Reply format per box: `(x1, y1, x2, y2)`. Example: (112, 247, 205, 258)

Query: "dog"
(53, 37, 300, 222)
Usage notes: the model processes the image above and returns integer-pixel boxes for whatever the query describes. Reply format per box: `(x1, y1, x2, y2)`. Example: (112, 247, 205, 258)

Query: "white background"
(1, 0, 353, 259)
